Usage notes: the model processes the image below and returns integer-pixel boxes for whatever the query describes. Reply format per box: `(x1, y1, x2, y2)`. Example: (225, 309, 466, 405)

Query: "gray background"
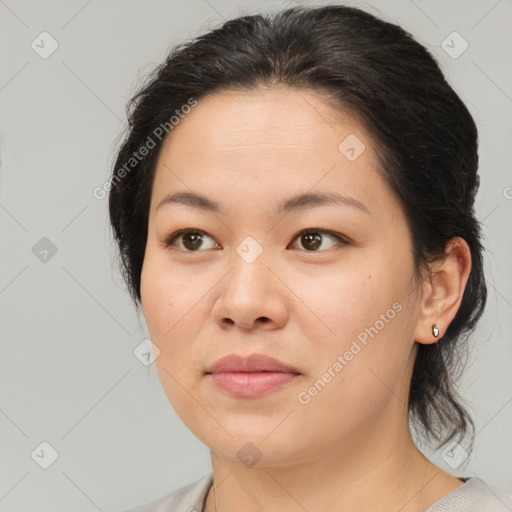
(1, 0, 511, 510)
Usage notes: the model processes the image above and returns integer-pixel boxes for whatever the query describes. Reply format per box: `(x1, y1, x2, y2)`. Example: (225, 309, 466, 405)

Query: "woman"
(110, 4, 512, 511)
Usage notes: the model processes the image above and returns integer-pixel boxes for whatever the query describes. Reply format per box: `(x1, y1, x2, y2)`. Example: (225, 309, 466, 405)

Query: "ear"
(413, 237, 472, 345)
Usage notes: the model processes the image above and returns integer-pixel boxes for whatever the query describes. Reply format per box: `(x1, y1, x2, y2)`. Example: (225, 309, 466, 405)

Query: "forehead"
(149, 87, 396, 221)
(163, 86, 363, 151)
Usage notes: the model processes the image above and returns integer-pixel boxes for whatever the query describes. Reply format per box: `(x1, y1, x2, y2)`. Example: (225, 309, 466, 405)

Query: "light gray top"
(122, 473, 512, 512)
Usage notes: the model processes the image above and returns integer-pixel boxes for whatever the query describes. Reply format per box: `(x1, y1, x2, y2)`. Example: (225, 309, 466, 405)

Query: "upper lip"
(206, 353, 301, 374)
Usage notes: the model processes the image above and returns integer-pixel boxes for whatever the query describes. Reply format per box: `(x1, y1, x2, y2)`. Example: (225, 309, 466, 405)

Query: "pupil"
(303, 233, 321, 250)
(181, 232, 323, 251)
(184, 232, 203, 250)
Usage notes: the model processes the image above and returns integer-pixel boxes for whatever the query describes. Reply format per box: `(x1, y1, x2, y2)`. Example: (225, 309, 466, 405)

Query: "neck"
(204, 416, 462, 512)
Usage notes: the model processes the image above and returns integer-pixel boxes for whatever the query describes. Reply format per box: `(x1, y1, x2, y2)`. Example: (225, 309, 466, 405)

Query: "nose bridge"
(227, 237, 272, 300)
(213, 237, 288, 329)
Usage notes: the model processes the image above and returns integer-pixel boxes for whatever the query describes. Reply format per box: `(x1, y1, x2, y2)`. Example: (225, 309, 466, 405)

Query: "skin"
(140, 87, 472, 512)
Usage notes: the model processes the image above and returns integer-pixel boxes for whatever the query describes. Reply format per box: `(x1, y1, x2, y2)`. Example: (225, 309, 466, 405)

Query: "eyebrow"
(156, 190, 371, 215)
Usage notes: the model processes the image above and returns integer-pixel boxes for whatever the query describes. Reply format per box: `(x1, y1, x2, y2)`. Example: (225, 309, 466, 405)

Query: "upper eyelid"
(165, 228, 348, 249)
(165, 229, 219, 247)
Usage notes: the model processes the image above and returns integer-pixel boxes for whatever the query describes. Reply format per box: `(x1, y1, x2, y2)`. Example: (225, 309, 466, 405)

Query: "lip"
(206, 353, 301, 398)
(207, 353, 300, 374)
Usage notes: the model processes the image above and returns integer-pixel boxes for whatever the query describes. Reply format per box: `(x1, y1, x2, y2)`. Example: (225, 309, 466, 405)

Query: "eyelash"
(163, 228, 350, 252)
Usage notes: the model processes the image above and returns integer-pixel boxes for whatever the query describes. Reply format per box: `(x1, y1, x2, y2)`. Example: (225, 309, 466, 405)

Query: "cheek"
(141, 254, 199, 337)
(140, 263, 169, 338)
(292, 255, 416, 382)
(140, 255, 185, 369)
(291, 263, 398, 341)
(140, 253, 211, 375)
(140, 281, 224, 445)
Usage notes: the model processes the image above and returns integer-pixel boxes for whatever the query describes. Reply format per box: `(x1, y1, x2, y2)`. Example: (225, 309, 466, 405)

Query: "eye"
(289, 228, 349, 252)
(164, 229, 220, 252)
(163, 228, 349, 253)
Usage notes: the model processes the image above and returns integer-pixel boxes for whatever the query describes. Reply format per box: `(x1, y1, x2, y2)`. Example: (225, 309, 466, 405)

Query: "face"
(140, 87, 423, 466)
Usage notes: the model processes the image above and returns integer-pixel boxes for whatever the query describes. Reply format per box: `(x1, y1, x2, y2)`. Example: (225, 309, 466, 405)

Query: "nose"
(212, 250, 289, 332)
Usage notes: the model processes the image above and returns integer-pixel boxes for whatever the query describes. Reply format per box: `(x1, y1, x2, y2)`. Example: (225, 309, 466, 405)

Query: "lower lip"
(208, 371, 299, 398)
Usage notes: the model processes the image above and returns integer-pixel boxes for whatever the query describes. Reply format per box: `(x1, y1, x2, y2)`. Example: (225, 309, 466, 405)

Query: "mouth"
(205, 353, 301, 398)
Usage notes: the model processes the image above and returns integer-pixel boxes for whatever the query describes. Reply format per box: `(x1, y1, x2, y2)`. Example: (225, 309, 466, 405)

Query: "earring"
(432, 323, 440, 338)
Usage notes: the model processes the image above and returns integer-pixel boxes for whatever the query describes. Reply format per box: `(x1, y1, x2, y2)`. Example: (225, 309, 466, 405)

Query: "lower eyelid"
(164, 228, 349, 252)
(165, 230, 217, 249)
(290, 230, 348, 249)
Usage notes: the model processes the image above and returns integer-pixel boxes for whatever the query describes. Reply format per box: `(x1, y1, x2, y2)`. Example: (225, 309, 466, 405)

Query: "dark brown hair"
(108, 4, 486, 451)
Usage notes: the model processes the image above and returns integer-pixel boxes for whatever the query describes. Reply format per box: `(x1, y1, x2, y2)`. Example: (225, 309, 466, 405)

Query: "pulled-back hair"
(109, 4, 487, 451)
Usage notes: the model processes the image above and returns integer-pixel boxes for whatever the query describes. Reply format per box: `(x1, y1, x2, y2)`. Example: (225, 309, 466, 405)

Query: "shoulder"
(120, 473, 213, 512)
(425, 477, 512, 511)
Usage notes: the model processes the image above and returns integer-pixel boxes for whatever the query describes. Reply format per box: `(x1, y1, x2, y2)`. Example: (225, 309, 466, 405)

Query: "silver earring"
(432, 323, 440, 338)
